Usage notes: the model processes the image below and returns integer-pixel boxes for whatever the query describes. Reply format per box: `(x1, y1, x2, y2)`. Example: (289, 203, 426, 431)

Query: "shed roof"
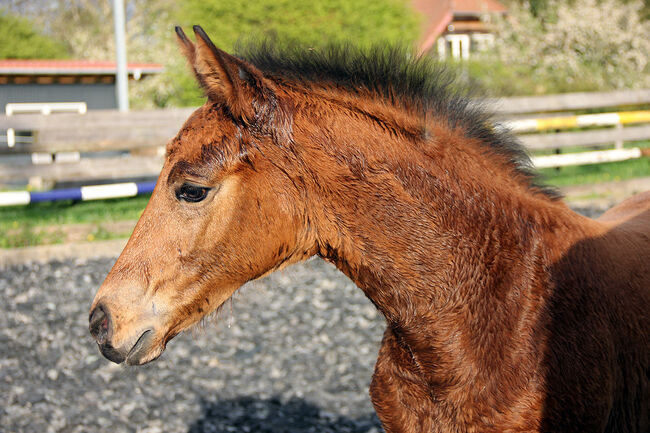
(0, 59, 163, 75)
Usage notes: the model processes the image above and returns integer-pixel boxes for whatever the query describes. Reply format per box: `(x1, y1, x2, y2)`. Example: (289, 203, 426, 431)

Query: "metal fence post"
(113, 0, 129, 112)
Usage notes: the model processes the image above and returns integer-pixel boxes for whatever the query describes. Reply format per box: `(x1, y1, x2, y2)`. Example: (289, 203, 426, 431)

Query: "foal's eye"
(176, 183, 211, 203)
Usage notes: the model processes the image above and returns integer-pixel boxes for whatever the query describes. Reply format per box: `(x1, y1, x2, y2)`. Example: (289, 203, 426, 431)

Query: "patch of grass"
(0, 223, 65, 249)
(539, 156, 650, 186)
(87, 224, 132, 242)
(564, 191, 609, 201)
(0, 194, 151, 228)
(462, 59, 616, 97)
(0, 195, 151, 248)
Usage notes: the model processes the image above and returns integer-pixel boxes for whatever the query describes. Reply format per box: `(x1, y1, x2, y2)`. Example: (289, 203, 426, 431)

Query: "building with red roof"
(0, 60, 162, 111)
(413, 0, 507, 59)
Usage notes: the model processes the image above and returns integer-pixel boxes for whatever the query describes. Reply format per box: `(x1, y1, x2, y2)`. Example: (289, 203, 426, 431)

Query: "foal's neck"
(305, 114, 591, 381)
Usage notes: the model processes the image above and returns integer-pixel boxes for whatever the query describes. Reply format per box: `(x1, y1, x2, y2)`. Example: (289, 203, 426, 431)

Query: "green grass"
(0, 194, 150, 228)
(0, 195, 150, 248)
(539, 157, 650, 186)
(0, 223, 65, 249)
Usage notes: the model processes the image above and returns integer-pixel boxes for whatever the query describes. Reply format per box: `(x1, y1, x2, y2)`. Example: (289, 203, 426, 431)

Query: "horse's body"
(366, 191, 650, 432)
(89, 27, 650, 432)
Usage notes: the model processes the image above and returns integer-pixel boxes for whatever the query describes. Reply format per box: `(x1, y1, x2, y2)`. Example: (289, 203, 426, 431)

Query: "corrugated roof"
(0, 59, 163, 75)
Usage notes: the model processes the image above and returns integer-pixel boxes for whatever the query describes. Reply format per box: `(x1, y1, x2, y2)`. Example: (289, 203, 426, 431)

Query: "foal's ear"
(175, 25, 268, 123)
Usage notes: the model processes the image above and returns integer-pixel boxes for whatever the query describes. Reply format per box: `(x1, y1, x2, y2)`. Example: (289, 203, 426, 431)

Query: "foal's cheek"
(179, 177, 242, 254)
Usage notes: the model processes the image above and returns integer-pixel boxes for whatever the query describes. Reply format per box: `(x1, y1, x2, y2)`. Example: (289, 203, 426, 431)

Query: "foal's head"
(89, 27, 312, 365)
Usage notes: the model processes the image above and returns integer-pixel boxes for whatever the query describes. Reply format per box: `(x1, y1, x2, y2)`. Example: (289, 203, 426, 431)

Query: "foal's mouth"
(124, 329, 155, 365)
(95, 328, 159, 366)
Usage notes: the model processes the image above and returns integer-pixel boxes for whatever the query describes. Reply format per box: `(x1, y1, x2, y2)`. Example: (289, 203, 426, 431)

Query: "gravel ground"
(1, 257, 384, 433)
(0, 207, 604, 433)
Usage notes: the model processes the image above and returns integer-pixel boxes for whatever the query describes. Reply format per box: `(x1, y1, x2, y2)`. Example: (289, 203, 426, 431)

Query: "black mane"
(237, 43, 559, 199)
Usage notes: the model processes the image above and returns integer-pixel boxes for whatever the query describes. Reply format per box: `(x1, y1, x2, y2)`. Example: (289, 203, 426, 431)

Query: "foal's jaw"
(91, 264, 273, 365)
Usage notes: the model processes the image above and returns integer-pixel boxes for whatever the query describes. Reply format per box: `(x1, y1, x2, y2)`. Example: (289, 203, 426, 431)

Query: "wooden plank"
(0, 108, 197, 154)
(36, 126, 178, 151)
(0, 108, 196, 129)
(489, 89, 650, 115)
(2, 89, 650, 127)
(0, 125, 180, 154)
(519, 125, 650, 150)
(1, 94, 649, 155)
(0, 156, 163, 183)
(0, 134, 169, 154)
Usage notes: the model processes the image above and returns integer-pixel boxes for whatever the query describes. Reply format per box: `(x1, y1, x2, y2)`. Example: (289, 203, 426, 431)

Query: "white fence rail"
(531, 148, 643, 168)
(5, 102, 87, 116)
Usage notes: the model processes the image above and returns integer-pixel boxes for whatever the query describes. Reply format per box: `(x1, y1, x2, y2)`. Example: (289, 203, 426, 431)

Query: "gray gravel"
(1, 258, 384, 433)
(0, 206, 604, 433)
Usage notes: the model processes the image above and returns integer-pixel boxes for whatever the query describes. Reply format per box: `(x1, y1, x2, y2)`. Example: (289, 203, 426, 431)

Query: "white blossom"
(483, 0, 650, 92)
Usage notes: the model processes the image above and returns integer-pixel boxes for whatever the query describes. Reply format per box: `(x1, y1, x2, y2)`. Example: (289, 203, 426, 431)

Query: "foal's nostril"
(89, 305, 110, 345)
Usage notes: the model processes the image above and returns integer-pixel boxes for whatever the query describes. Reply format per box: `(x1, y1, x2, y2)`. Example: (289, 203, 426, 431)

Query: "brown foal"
(89, 26, 649, 432)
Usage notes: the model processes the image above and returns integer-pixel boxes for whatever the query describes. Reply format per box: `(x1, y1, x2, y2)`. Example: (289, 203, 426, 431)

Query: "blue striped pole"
(0, 181, 156, 207)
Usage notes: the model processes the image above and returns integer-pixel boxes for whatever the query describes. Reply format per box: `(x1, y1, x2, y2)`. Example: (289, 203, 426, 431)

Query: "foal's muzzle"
(89, 304, 155, 365)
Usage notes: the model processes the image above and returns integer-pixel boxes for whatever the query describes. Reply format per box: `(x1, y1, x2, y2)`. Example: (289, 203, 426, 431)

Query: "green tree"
(158, 0, 420, 106)
(176, 0, 419, 51)
(0, 11, 69, 59)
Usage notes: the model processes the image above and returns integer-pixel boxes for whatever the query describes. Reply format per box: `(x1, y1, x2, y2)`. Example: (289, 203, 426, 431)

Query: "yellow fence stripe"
(618, 111, 650, 124)
(507, 110, 650, 132)
(535, 116, 579, 130)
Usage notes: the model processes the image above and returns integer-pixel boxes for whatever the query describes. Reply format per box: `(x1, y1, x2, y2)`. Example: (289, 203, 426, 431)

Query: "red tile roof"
(451, 0, 506, 13)
(0, 59, 163, 75)
(413, 0, 507, 53)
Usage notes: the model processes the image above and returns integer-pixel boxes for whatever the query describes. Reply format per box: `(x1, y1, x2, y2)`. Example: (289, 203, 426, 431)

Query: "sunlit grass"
(0, 195, 150, 248)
